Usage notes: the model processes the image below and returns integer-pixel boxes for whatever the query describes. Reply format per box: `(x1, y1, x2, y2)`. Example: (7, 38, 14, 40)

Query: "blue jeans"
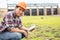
(0, 32, 24, 40)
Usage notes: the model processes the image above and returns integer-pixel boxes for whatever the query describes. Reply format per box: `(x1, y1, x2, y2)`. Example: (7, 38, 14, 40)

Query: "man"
(0, 2, 28, 40)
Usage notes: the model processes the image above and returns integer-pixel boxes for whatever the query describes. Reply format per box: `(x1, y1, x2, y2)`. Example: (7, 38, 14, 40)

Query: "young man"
(0, 2, 28, 40)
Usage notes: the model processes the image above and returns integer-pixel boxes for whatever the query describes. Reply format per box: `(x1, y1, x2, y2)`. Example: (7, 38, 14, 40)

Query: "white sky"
(0, 0, 7, 8)
(7, 0, 60, 3)
(0, 0, 60, 8)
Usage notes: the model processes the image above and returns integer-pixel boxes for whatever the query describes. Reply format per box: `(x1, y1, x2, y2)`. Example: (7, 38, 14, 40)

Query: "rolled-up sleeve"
(4, 14, 14, 31)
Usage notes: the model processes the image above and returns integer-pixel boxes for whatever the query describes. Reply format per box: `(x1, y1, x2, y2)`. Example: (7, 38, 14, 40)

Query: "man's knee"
(0, 32, 23, 39)
(11, 32, 22, 39)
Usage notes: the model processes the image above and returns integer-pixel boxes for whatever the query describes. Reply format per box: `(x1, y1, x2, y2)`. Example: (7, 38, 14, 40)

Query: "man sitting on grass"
(0, 2, 31, 40)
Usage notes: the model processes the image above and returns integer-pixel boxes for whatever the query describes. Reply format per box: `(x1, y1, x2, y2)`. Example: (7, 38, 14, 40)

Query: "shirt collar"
(13, 11, 20, 18)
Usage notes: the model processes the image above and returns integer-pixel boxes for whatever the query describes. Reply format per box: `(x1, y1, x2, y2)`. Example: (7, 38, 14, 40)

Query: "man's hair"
(16, 5, 20, 8)
(15, 5, 25, 12)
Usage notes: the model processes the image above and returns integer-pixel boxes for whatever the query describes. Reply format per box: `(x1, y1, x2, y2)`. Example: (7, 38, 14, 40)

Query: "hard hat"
(16, 2, 27, 10)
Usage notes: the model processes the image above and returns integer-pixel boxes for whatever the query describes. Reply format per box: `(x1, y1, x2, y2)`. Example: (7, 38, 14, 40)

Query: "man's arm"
(20, 25, 28, 31)
(10, 27, 28, 38)
(18, 19, 28, 31)
(4, 14, 28, 38)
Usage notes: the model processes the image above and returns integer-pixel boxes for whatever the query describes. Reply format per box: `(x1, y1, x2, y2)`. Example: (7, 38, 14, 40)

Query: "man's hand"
(20, 25, 28, 31)
(10, 28, 28, 38)
(22, 30, 28, 38)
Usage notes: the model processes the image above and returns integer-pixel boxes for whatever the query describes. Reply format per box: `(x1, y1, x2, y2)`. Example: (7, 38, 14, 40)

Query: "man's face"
(15, 7, 25, 17)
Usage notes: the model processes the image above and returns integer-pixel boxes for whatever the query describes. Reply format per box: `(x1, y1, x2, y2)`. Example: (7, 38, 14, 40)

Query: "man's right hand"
(22, 30, 28, 38)
(10, 28, 28, 38)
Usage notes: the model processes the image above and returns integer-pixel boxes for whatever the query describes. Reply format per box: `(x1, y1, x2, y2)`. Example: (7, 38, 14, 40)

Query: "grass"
(21, 16, 60, 28)
(21, 16, 60, 40)
(0, 16, 60, 40)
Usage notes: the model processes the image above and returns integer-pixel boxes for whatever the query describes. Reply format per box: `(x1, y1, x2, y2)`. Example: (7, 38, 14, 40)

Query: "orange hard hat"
(16, 2, 27, 10)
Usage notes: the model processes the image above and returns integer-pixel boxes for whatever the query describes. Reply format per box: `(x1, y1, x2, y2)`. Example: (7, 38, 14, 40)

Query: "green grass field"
(0, 16, 60, 40)
(21, 16, 60, 40)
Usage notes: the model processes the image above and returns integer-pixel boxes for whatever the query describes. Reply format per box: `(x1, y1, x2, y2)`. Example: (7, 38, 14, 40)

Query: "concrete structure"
(7, 3, 60, 16)
(0, 0, 60, 16)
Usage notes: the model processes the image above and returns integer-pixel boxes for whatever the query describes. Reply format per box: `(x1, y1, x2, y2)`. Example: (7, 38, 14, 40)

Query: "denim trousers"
(0, 32, 25, 40)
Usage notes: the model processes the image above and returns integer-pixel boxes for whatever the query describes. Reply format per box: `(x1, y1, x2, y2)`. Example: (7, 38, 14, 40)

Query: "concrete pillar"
(36, 5, 39, 16)
(44, 6, 47, 16)
(37, 8, 39, 16)
(30, 8, 32, 16)
(51, 6, 54, 15)
(57, 6, 60, 15)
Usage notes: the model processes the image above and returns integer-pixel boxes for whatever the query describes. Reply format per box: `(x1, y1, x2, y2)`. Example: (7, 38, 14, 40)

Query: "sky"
(7, 0, 60, 3)
(0, 0, 60, 8)
(32, 0, 60, 3)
